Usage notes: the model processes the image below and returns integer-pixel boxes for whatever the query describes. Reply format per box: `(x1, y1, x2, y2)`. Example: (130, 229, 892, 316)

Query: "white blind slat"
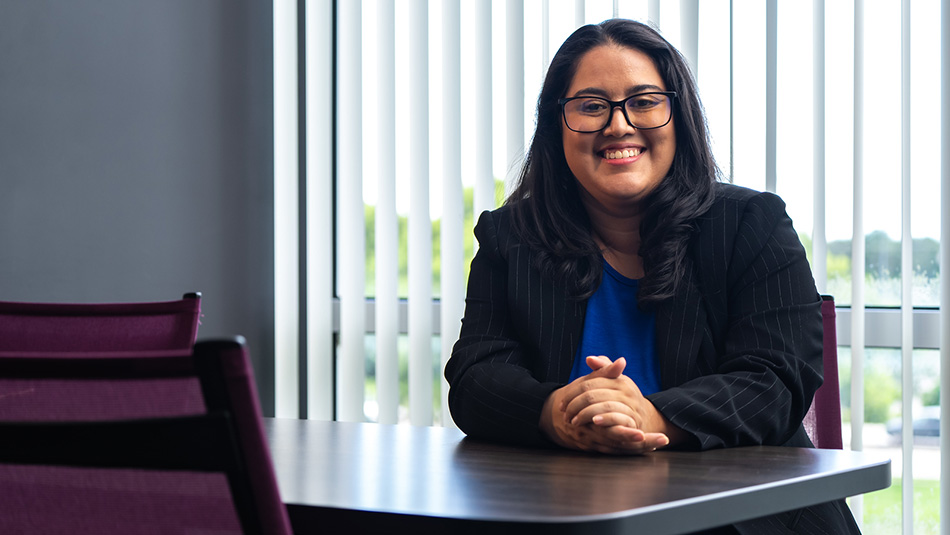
(764, 0, 777, 194)
(305, 0, 334, 421)
(812, 0, 827, 293)
(375, 0, 400, 426)
(473, 1, 494, 217)
(337, 0, 366, 423)
(850, 0, 865, 525)
(728, 0, 734, 182)
(680, 0, 699, 79)
(441, 0, 464, 428)
(408, 0, 433, 427)
(274, 0, 299, 419)
(939, 0, 950, 531)
(899, 1, 914, 532)
(649, 0, 660, 28)
(507, 0, 525, 192)
(542, 1, 550, 72)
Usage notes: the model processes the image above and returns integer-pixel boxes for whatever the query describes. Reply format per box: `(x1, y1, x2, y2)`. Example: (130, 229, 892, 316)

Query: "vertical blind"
(440, 0, 465, 427)
(305, 0, 334, 421)
(273, 0, 299, 419)
(277, 1, 948, 532)
(336, 0, 366, 423)
(899, 1, 913, 531)
(940, 4, 949, 534)
(374, 0, 399, 426)
(849, 0, 866, 523)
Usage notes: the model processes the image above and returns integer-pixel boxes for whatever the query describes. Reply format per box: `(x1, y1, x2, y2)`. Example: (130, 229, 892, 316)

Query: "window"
(278, 1, 947, 533)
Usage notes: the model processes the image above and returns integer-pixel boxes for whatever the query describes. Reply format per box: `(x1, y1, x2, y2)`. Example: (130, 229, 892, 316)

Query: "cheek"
(561, 133, 592, 174)
(562, 131, 594, 161)
(653, 130, 677, 167)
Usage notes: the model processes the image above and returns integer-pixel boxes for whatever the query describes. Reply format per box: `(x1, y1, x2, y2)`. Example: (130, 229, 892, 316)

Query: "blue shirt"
(568, 260, 661, 395)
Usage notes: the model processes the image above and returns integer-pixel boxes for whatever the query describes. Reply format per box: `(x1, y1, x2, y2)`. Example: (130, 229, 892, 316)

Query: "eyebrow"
(568, 84, 666, 98)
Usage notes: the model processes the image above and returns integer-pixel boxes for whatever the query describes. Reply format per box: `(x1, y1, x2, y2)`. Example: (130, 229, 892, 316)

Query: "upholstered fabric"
(198, 340, 292, 534)
(802, 296, 844, 449)
(0, 293, 201, 352)
(0, 339, 291, 535)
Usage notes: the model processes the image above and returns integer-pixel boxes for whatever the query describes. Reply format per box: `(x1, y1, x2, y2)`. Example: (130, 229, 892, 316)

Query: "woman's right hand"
(539, 357, 670, 455)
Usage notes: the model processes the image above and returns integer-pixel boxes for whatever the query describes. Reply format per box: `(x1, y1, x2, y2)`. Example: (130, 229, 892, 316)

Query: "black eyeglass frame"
(558, 91, 677, 133)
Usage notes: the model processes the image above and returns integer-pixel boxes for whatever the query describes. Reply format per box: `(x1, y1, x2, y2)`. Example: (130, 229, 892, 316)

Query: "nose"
(602, 105, 636, 136)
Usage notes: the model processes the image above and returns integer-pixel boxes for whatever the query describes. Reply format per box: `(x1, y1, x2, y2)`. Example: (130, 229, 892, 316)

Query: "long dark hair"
(507, 19, 719, 307)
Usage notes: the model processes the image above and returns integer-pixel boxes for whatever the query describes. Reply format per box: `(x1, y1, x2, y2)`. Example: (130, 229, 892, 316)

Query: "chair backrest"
(0, 338, 291, 535)
(0, 292, 201, 352)
(803, 295, 844, 449)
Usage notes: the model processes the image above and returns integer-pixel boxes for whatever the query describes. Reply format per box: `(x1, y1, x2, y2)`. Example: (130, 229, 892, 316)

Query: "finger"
(591, 433, 663, 455)
(570, 425, 662, 455)
(581, 356, 626, 379)
(591, 411, 637, 428)
(558, 358, 629, 412)
(623, 432, 670, 451)
(585, 355, 612, 371)
(598, 424, 646, 443)
(573, 427, 641, 454)
(570, 400, 634, 426)
(562, 387, 623, 422)
(588, 356, 626, 379)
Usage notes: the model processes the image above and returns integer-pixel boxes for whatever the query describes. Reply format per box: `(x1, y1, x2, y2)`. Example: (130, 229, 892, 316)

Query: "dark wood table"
(264, 418, 890, 535)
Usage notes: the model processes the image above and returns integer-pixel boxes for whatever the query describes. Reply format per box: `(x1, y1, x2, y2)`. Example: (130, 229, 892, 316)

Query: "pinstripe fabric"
(445, 183, 860, 535)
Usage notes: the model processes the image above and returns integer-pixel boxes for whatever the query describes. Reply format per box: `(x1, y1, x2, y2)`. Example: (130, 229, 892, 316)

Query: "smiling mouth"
(602, 148, 642, 160)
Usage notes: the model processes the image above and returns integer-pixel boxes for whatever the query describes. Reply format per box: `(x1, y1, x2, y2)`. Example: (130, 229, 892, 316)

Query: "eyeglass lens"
(563, 93, 671, 132)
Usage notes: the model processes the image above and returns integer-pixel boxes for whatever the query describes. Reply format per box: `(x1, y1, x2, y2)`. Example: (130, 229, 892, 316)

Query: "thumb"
(587, 356, 626, 379)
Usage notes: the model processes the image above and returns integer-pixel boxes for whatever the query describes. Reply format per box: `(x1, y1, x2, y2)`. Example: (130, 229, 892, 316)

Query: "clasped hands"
(540, 355, 677, 455)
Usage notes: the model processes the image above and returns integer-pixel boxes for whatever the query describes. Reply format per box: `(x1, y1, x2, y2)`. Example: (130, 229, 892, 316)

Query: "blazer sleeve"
(648, 190, 824, 450)
(444, 210, 562, 447)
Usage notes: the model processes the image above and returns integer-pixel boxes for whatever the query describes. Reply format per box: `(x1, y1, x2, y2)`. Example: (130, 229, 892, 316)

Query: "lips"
(601, 147, 642, 160)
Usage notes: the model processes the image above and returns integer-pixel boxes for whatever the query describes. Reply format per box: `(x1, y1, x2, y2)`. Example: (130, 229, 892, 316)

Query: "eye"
(627, 94, 663, 110)
(575, 98, 609, 114)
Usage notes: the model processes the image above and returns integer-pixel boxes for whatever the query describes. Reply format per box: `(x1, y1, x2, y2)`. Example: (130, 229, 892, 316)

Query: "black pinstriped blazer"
(445, 183, 861, 535)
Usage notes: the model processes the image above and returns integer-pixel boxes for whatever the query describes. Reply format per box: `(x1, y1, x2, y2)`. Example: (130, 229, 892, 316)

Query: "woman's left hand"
(561, 356, 685, 446)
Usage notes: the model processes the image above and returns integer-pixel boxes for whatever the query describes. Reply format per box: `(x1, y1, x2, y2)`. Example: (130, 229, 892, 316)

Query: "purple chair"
(803, 295, 844, 449)
(0, 337, 292, 535)
(0, 292, 201, 352)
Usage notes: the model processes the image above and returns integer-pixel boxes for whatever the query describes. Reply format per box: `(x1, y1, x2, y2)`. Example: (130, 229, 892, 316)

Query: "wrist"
(650, 404, 688, 446)
(539, 390, 569, 448)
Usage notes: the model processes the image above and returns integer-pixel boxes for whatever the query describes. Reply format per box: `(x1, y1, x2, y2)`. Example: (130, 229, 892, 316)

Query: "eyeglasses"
(558, 91, 676, 133)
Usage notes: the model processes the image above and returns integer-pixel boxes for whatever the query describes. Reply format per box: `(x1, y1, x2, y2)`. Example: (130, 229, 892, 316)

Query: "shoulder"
(690, 182, 801, 276)
(474, 203, 515, 229)
(472, 203, 522, 260)
(696, 182, 790, 238)
(708, 182, 787, 217)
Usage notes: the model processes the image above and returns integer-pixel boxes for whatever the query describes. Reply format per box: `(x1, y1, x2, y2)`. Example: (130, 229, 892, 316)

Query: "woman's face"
(561, 45, 676, 215)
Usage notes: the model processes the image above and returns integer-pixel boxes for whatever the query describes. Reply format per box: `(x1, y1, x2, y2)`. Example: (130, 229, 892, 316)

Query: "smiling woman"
(444, 19, 862, 535)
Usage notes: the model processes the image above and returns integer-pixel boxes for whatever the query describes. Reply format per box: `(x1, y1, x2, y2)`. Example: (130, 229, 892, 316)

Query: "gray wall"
(0, 1, 277, 413)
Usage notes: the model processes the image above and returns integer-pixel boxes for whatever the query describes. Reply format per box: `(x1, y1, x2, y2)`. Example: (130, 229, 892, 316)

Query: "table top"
(264, 418, 890, 535)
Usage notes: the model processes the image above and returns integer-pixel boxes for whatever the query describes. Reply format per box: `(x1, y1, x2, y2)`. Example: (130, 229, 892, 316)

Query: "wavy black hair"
(507, 18, 719, 307)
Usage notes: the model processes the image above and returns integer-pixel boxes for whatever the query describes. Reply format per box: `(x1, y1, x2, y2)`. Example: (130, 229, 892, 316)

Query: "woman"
(444, 19, 861, 535)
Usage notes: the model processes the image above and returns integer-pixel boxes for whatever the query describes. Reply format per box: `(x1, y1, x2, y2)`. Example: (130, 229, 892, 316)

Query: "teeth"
(604, 148, 641, 160)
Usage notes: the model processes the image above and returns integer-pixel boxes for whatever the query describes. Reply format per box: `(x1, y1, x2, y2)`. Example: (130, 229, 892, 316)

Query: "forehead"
(566, 45, 666, 95)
